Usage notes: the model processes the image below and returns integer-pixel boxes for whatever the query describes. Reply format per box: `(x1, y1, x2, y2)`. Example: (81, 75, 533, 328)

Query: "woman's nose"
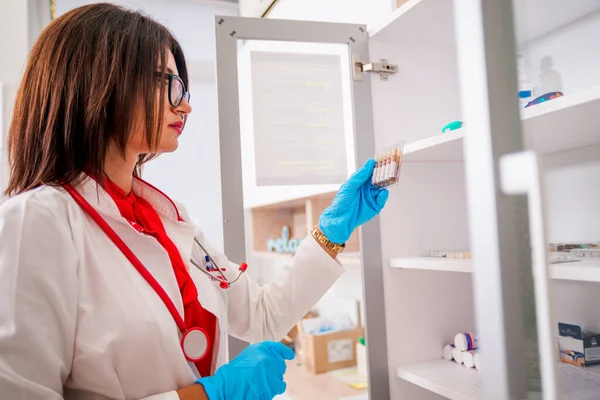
(177, 99, 192, 115)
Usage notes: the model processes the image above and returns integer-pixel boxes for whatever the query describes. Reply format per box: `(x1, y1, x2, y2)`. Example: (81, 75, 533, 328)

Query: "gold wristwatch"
(311, 226, 345, 254)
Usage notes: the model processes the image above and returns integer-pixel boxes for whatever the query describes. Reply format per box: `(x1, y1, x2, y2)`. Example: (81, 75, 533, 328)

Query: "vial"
(386, 148, 394, 184)
(382, 152, 391, 184)
(373, 142, 404, 188)
(373, 155, 382, 185)
(389, 146, 400, 184)
(376, 153, 386, 185)
(382, 152, 392, 184)
(378, 154, 386, 184)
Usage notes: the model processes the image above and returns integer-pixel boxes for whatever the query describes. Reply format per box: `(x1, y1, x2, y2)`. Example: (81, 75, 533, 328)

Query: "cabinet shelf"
(550, 259, 600, 282)
(403, 129, 464, 162)
(389, 257, 471, 273)
(400, 86, 600, 162)
(398, 361, 600, 400)
(396, 360, 481, 400)
(522, 85, 600, 155)
(390, 257, 600, 283)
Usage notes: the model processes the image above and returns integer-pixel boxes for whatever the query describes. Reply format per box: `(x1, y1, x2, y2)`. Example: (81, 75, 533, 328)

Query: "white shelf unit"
(366, 0, 600, 399)
(215, 0, 600, 398)
(369, 3, 475, 398)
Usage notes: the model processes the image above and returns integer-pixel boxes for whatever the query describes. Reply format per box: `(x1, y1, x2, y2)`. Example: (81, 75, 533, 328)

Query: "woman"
(0, 4, 388, 400)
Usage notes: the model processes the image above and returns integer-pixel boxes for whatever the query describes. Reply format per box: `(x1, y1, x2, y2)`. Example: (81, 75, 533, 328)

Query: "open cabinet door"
(214, 16, 391, 400)
(454, 1, 561, 399)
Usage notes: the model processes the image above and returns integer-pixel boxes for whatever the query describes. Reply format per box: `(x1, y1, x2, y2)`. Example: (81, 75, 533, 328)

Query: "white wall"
(0, 1, 28, 142)
(543, 144, 600, 243)
(56, 0, 238, 249)
(55, 0, 237, 62)
(523, 10, 600, 96)
(268, 0, 392, 28)
(0, 0, 30, 192)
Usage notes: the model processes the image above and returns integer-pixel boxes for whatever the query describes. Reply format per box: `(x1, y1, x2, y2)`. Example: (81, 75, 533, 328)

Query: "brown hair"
(5, 3, 188, 196)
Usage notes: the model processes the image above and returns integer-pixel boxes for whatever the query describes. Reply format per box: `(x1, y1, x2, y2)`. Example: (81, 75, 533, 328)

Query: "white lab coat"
(0, 176, 345, 400)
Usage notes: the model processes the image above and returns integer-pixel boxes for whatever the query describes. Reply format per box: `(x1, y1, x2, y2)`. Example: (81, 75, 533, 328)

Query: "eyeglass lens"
(170, 76, 185, 107)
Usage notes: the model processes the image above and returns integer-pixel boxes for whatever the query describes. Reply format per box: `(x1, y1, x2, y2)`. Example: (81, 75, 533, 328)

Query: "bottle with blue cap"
(517, 54, 535, 108)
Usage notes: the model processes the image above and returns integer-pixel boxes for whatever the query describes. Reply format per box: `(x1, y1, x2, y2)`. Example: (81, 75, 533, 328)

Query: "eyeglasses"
(157, 72, 191, 107)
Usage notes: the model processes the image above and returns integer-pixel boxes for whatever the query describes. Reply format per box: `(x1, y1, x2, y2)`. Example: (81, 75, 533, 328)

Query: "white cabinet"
(213, 0, 600, 399)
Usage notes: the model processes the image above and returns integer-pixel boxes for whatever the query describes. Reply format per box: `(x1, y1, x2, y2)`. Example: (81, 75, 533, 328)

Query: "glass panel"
(236, 38, 361, 281)
(235, 39, 367, 400)
(237, 39, 356, 207)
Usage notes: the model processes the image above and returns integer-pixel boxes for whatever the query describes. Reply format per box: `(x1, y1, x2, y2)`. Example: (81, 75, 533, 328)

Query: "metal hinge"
(353, 55, 398, 81)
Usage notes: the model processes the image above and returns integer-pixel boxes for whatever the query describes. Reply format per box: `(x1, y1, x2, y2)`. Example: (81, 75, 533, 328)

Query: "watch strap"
(311, 226, 345, 254)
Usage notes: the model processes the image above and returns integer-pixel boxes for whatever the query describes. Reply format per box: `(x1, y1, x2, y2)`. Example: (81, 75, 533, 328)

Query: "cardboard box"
(299, 324, 364, 374)
(397, 0, 410, 8)
(559, 323, 600, 367)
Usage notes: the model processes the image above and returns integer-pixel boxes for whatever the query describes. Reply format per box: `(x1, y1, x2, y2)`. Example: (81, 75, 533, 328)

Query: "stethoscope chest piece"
(181, 328, 210, 362)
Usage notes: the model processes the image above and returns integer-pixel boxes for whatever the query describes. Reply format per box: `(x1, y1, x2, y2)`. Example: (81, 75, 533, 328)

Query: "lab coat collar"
(75, 174, 183, 222)
(132, 176, 183, 222)
(75, 175, 196, 264)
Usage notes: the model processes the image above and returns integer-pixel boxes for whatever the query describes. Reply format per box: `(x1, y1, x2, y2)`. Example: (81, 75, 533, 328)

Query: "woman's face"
(129, 50, 192, 155)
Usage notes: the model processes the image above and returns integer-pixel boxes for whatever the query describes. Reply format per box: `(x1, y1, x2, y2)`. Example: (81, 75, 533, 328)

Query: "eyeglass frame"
(156, 72, 191, 107)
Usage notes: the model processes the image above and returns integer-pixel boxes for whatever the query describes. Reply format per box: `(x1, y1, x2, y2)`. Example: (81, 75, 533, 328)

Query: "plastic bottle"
(517, 54, 535, 108)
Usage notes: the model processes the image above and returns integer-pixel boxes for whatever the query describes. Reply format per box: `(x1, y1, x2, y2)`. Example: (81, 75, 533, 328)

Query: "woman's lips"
(169, 121, 183, 135)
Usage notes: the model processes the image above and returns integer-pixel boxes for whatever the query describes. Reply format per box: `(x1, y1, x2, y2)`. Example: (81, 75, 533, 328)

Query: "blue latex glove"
(319, 159, 389, 244)
(197, 341, 294, 400)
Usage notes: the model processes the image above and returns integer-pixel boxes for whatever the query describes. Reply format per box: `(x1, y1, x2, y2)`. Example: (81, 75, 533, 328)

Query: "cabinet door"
(453, 1, 547, 398)
(454, 3, 541, 394)
(214, 16, 391, 400)
(452, 0, 600, 398)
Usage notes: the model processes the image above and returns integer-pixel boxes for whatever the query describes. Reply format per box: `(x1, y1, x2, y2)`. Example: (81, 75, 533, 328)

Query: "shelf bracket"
(353, 55, 398, 82)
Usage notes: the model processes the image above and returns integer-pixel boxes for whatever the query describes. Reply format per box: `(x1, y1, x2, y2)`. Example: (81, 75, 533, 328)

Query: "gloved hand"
(197, 341, 294, 400)
(319, 159, 389, 244)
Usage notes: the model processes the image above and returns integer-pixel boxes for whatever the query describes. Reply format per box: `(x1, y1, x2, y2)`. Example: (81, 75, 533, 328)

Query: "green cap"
(442, 120, 463, 133)
(359, 337, 366, 346)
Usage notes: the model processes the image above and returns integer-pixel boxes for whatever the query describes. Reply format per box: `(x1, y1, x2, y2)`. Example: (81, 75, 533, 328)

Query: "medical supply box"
(298, 322, 364, 374)
(558, 323, 600, 367)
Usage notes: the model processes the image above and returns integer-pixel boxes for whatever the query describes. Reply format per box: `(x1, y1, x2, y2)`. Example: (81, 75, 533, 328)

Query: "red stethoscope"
(62, 183, 247, 362)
